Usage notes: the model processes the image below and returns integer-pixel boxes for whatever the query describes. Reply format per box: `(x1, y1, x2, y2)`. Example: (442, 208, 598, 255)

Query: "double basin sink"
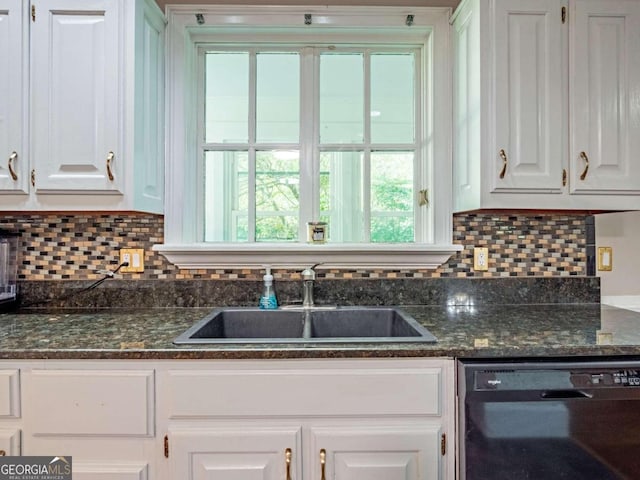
(174, 306, 437, 344)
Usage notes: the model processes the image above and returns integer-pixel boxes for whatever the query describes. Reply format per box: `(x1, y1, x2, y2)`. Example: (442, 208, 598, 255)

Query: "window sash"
(198, 45, 423, 244)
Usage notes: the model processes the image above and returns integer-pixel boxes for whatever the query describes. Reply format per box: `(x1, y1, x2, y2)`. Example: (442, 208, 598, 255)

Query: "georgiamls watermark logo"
(0, 456, 72, 480)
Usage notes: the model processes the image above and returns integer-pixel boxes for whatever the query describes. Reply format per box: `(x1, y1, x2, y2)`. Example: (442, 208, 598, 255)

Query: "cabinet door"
(492, 0, 566, 193)
(452, 0, 482, 213)
(308, 425, 442, 480)
(0, 0, 28, 193)
(133, 0, 165, 212)
(0, 369, 20, 418)
(31, 0, 123, 193)
(0, 428, 21, 456)
(169, 426, 302, 480)
(570, 0, 640, 194)
(72, 463, 148, 480)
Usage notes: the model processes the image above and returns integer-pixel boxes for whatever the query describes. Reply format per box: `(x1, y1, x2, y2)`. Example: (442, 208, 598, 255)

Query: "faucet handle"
(301, 263, 322, 280)
(301, 265, 316, 281)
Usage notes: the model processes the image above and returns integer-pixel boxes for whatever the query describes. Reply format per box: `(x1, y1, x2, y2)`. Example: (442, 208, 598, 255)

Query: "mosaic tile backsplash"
(0, 212, 587, 281)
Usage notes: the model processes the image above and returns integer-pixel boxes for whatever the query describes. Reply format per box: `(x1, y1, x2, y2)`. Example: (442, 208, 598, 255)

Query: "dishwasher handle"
(541, 390, 593, 399)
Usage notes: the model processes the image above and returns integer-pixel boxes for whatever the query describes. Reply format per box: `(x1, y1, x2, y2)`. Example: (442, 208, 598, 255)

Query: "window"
(156, 6, 460, 269)
(202, 47, 419, 244)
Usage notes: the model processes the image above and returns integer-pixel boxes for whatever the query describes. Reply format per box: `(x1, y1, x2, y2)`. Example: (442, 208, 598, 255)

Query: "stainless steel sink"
(173, 306, 437, 344)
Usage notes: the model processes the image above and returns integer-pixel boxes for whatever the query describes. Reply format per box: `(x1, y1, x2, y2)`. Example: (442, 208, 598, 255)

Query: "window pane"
(256, 151, 299, 241)
(320, 53, 364, 144)
(319, 152, 365, 242)
(204, 151, 249, 242)
(201, 47, 422, 246)
(205, 53, 249, 143)
(371, 216, 413, 243)
(371, 53, 415, 144)
(371, 152, 414, 243)
(257, 53, 300, 143)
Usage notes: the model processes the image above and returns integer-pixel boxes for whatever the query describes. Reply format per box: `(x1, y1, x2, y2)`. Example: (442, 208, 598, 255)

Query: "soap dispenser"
(259, 267, 278, 309)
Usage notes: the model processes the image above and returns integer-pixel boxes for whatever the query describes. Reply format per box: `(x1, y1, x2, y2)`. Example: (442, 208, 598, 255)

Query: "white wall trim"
(153, 243, 462, 269)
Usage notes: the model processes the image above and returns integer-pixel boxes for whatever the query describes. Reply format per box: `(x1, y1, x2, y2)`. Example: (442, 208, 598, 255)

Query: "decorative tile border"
(0, 212, 587, 281)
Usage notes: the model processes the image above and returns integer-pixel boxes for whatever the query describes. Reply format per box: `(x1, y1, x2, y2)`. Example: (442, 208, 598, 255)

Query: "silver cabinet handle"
(106, 151, 115, 181)
(8, 151, 18, 181)
(579, 151, 589, 180)
(498, 149, 508, 179)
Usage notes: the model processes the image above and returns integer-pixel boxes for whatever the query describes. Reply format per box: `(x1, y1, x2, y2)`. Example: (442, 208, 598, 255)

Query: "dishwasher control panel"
(475, 368, 640, 390)
(612, 370, 640, 386)
(575, 370, 640, 387)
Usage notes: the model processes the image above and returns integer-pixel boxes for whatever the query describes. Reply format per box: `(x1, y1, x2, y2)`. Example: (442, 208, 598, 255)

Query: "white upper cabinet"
(453, 0, 640, 211)
(570, 0, 640, 194)
(1, 0, 164, 212)
(31, 0, 122, 193)
(0, 0, 28, 194)
(493, 0, 565, 193)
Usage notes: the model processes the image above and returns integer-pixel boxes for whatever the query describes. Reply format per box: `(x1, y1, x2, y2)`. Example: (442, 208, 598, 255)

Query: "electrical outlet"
(473, 247, 489, 271)
(598, 246, 613, 271)
(119, 248, 144, 273)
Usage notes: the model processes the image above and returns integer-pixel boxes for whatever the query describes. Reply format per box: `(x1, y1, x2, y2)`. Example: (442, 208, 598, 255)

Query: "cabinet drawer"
(167, 360, 442, 418)
(29, 370, 154, 436)
(0, 370, 20, 418)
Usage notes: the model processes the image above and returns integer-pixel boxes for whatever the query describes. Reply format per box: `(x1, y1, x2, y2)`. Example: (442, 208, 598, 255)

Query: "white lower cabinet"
(0, 358, 455, 480)
(160, 358, 455, 480)
(309, 424, 442, 480)
(0, 369, 20, 418)
(169, 426, 303, 480)
(0, 368, 21, 456)
(169, 422, 441, 480)
(0, 428, 21, 456)
(71, 465, 150, 480)
(0, 362, 156, 479)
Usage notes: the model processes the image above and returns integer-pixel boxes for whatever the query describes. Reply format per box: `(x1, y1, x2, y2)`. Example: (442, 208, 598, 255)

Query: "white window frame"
(155, 5, 462, 269)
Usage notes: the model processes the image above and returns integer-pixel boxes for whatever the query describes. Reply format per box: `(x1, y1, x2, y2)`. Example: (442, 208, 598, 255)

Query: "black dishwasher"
(458, 360, 640, 480)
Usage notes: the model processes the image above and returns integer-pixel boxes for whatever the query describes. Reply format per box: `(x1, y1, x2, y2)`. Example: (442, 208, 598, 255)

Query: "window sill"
(153, 243, 463, 270)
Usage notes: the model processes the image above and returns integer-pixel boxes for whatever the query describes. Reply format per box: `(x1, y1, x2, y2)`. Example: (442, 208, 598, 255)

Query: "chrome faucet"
(301, 264, 320, 308)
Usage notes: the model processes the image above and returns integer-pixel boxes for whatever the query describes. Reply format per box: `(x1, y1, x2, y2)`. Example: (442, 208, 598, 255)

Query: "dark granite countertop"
(2, 304, 640, 360)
